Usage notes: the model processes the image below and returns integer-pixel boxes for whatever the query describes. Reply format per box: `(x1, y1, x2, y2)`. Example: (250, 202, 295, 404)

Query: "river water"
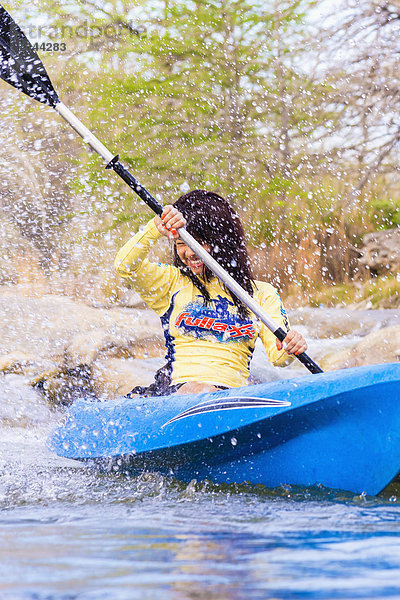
(1, 308, 400, 599)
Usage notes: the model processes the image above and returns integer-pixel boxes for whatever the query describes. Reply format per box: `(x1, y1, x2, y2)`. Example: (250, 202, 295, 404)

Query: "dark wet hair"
(172, 189, 255, 319)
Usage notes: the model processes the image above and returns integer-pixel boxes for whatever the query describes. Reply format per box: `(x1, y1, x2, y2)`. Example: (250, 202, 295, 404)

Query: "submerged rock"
(36, 364, 94, 406)
(290, 307, 400, 339)
(0, 290, 164, 401)
(0, 373, 53, 427)
(321, 324, 400, 370)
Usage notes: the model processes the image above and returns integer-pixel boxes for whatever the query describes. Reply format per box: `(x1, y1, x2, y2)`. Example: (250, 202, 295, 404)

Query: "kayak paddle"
(0, 5, 323, 374)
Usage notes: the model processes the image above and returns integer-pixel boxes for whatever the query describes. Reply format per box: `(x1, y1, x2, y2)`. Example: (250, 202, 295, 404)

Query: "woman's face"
(175, 239, 211, 276)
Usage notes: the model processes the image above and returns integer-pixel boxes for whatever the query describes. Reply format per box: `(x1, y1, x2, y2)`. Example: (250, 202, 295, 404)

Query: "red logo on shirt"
(175, 311, 256, 339)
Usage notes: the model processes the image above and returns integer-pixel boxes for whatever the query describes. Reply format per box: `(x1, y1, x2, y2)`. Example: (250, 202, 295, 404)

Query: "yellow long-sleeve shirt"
(115, 219, 293, 388)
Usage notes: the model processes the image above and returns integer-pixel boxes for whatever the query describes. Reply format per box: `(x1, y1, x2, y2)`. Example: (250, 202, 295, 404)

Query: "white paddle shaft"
(55, 101, 281, 334)
(55, 102, 114, 163)
(178, 228, 280, 332)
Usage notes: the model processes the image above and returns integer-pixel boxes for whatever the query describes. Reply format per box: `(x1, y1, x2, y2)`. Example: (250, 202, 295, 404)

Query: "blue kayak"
(48, 363, 400, 495)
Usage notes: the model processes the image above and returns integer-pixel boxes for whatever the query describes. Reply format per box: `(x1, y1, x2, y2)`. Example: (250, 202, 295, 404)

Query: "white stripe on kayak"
(162, 396, 291, 427)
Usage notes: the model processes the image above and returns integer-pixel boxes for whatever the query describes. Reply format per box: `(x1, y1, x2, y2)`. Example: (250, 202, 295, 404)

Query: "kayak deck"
(48, 363, 400, 495)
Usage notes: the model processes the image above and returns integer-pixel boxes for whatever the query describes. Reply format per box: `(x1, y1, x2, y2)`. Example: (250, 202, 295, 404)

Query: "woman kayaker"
(115, 189, 307, 396)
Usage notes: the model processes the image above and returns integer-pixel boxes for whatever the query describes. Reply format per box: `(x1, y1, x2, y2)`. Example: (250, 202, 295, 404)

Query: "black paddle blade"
(0, 5, 59, 106)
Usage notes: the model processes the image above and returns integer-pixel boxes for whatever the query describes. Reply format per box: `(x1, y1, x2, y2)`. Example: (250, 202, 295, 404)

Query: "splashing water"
(1, 310, 400, 599)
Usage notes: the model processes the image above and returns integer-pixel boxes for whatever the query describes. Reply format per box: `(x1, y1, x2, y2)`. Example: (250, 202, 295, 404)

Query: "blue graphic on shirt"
(174, 295, 256, 342)
(276, 291, 290, 330)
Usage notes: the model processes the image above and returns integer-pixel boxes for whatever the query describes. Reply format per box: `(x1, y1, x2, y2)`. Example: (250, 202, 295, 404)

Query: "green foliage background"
(1, 0, 399, 300)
